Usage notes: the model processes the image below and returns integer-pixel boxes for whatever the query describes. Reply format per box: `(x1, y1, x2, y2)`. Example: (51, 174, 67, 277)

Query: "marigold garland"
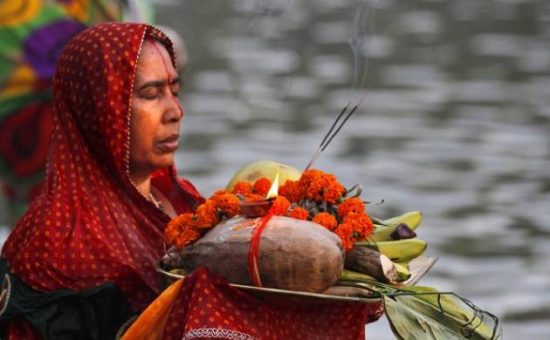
(210, 190, 240, 218)
(287, 206, 309, 220)
(165, 213, 199, 249)
(165, 169, 374, 252)
(194, 200, 219, 229)
(279, 180, 301, 203)
(253, 177, 272, 196)
(271, 196, 290, 215)
(335, 223, 355, 251)
(298, 169, 346, 204)
(233, 181, 252, 195)
(343, 212, 373, 239)
(312, 212, 338, 231)
(337, 197, 364, 218)
(245, 193, 265, 202)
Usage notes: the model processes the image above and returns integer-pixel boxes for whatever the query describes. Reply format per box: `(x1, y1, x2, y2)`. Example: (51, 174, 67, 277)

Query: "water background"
(3, 0, 550, 338)
(161, 0, 550, 338)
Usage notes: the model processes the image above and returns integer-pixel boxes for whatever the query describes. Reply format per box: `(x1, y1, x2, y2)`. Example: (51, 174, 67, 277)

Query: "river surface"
(2, 0, 549, 338)
(155, 0, 549, 338)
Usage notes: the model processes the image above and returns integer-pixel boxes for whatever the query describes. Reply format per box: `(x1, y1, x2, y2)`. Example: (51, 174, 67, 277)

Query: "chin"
(153, 155, 175, 169)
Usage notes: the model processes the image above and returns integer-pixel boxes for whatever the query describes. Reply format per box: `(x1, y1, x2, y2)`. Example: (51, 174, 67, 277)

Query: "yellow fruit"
(393, 262, 412, 282)
(226, 160, 302, 190)
(382, 211, 423, 229)
(371, 211, 423, 241)
(356, 238, 427, 263)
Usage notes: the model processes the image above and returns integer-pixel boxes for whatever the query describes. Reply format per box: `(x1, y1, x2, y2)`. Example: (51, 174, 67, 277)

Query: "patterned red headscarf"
(2, 23, 202, 312)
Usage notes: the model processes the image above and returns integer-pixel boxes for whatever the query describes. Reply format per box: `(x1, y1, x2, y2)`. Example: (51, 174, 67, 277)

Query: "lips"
(156, 134, 179, 153)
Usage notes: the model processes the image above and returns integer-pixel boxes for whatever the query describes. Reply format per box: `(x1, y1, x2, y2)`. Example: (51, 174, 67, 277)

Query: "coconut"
(177, 216, 344, 293)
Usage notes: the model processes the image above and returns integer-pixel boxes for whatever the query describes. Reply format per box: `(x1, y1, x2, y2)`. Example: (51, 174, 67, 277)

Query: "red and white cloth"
(125, 267, 384, 340)
(1, 23, 203, 339)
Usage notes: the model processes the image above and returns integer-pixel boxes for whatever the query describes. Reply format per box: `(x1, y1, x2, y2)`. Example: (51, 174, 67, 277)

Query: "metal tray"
(158, 267, 382, 305)
(158, 256, 437, 305)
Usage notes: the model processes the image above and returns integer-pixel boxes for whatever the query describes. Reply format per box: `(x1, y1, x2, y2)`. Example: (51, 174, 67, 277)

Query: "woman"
(0, 22, 202, 339)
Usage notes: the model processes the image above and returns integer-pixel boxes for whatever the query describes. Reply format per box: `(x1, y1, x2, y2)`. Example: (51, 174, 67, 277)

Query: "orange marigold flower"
(245, 193, 265, 202)
(321, 174, 346, 204)
(253, 177, 272, 196)
(307, 180, 326, 202)
(299, 169, 324, 187)
(298, 169, 324, 200)
(298, 169, 345, 203)
(343, 212, 374, 240)
(194, 200, 220, 229)
(232, 181, 253, 196)
(335, 223, 355, 251)
(287, 206, 309, 220)
(337, 197, 365, 218)
(165, 213, 194, 247)
(174, 225, 201, 249)
(211, 191, 240, 218)
(279, 180, 302, 203)
(271, 196, 290, 216)
(312, 212, 338, 231)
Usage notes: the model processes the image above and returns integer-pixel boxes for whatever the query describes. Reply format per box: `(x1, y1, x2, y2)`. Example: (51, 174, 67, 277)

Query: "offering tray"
(157, 267, 381, 306)
(157, 256, 437, 306)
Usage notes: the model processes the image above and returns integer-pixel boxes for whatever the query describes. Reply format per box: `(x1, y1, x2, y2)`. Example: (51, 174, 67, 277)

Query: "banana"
(339, 269, 378, 283)
(356, 238, 427, 263)
(383, 210, 423, 228)
(226, 160, 302, 190)
(393, 262, 411, 282)
(371, 223, 416, 242)
(371, 211, 423, 241)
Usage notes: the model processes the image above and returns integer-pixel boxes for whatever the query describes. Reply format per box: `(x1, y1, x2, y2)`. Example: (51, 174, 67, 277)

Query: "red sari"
(1, 23, 202, 338)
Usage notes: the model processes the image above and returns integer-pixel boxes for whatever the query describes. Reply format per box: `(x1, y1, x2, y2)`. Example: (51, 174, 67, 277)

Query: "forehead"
(136, 40, 177, 79)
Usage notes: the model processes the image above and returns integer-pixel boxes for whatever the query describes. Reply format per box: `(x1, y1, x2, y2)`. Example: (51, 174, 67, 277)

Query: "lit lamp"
(239, 172, 279, 217)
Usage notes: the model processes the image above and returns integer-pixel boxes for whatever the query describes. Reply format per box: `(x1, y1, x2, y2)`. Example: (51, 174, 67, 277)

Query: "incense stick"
(319, 103, 350, 149)
(304, 90, 369, 170)
(321, 104, 358, 152)
(304, 103, 350, 171)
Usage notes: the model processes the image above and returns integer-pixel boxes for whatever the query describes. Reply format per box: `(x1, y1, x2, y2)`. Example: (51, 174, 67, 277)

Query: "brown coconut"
(177, 216, 344, 293)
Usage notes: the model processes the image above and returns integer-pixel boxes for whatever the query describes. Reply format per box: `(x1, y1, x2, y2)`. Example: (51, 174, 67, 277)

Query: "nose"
(162, 94, 184, 123)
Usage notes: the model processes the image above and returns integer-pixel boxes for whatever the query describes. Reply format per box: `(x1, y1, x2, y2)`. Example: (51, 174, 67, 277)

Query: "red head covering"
(2, 22, 202, 311)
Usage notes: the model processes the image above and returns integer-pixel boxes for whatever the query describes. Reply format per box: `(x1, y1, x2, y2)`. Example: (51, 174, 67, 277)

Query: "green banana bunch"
(371, 211, 423, 242)
(341, 212, 502, 339)
(356, 238, 427, 263)
(380, 210, 423, 228)
(345, 210, 427, 284)
(358, 211, 427, 283)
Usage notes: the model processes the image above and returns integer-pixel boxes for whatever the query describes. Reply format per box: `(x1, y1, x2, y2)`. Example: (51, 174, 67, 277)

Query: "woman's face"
(129, 40, 184, 178)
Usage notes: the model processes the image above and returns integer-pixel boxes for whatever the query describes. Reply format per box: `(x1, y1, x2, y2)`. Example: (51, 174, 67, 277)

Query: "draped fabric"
(0, 259, 133, 339)
(123, 267, 385, 340)
(1, 22, 202, 337)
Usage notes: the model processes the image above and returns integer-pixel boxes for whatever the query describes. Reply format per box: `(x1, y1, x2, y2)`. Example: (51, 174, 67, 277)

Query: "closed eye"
(137, 77, 180, 99)
(139, 86, 160, 99)
(170, 77, 181, 96)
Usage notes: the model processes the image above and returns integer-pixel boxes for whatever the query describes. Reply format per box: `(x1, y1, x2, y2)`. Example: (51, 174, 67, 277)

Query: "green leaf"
(384, 289, 502, 340)
(384, 295, 465, 340)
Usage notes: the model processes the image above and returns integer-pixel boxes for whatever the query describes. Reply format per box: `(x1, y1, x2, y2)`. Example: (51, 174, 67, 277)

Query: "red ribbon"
(247, 209, 275, 287)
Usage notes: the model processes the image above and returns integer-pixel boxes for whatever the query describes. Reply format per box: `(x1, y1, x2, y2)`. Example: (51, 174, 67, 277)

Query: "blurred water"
(1, 0, 548, 338)
(155, 0, 549, 338)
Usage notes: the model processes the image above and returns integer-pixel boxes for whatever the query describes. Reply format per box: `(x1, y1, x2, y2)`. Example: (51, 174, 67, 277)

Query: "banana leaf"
(384, 288, 502, 340)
